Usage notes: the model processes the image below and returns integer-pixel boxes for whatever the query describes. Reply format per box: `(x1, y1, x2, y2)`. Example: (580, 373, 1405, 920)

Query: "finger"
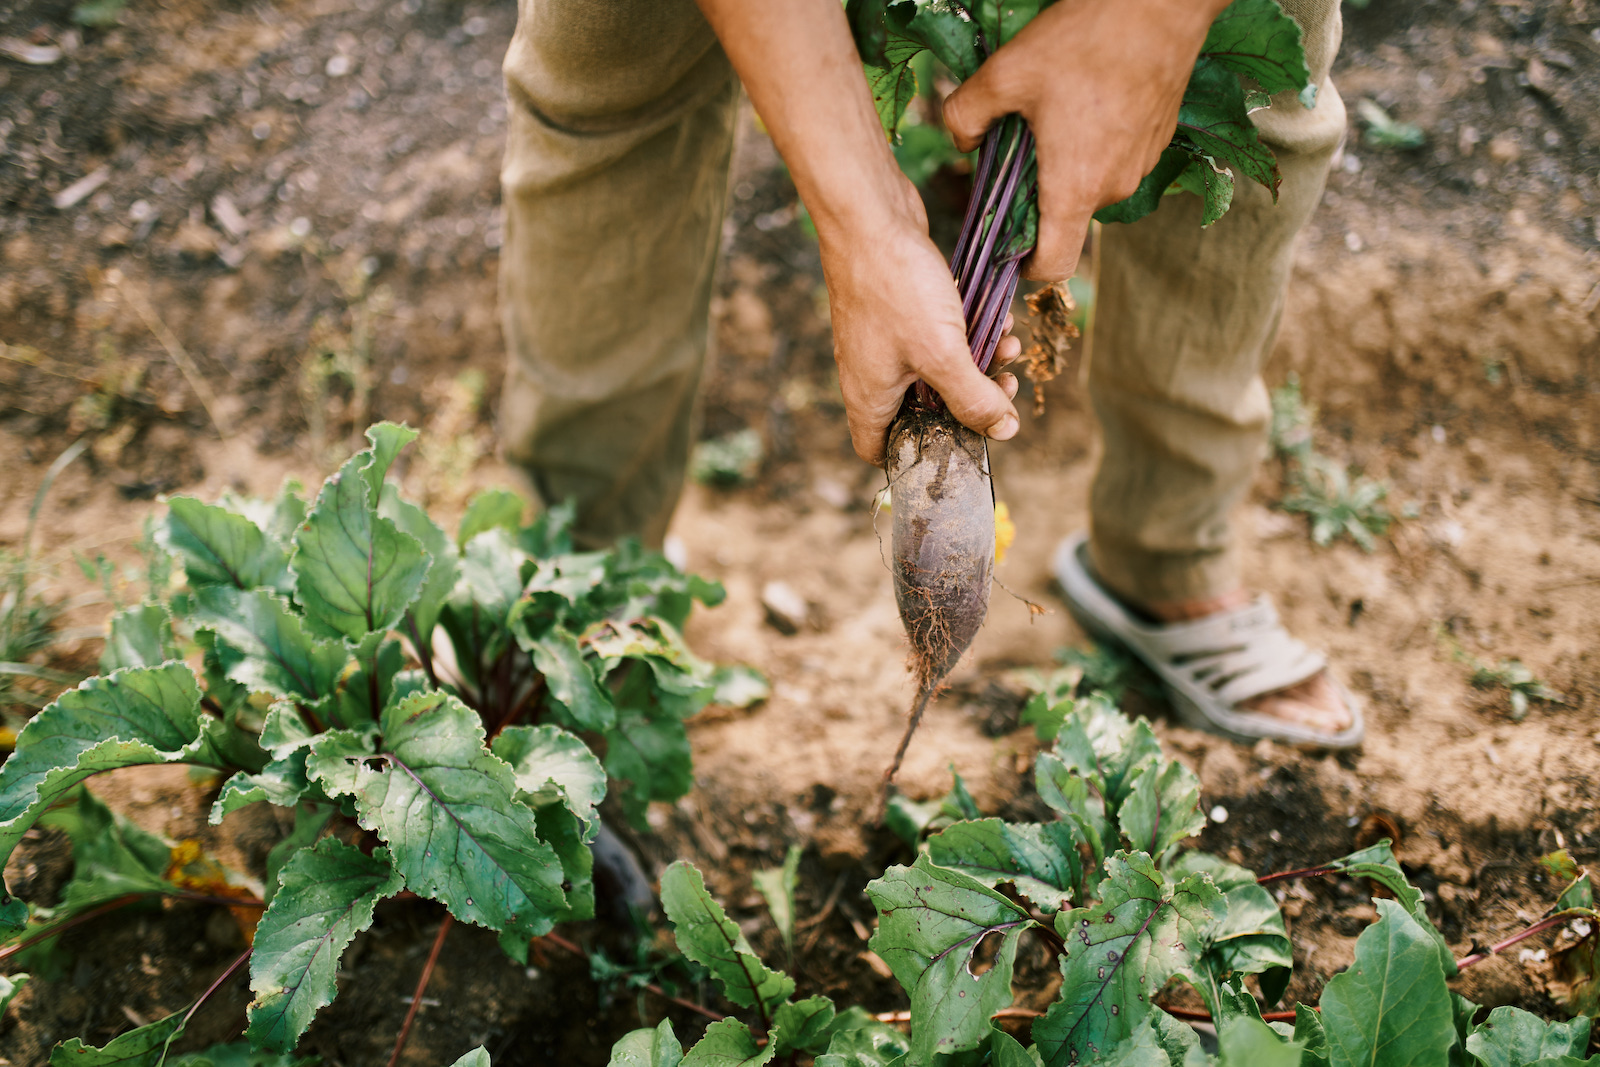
(846, 398, 893, 468)
(996, 371, 1019, 401)
(993, 332, 1023, 367)
(1003, 312, 1015, 334)
(942, 62, 1015, 153)
(1025, 199, 1091, 282)
(918, 351, 1019, 442)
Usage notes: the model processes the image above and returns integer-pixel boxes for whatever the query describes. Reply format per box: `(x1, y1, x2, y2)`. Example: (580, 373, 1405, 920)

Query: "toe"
(1242, 671, 1352, 734)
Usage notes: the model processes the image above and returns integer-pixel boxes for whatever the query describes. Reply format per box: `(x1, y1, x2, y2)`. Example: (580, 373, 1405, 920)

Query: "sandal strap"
(1137, 597, 1326, 706)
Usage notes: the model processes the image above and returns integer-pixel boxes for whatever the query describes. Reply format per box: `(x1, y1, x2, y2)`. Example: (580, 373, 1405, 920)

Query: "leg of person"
(1058, 0, 1357, 744)
(499, 0, 740, 548)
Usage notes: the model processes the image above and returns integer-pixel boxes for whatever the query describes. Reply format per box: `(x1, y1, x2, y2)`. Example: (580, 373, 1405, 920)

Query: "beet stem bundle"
(882, 113, 1038, 799)
(911, 113, 1037, 407)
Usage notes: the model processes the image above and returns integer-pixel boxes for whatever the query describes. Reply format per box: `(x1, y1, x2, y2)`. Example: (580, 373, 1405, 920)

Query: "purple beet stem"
(912, 114, 1037, 410)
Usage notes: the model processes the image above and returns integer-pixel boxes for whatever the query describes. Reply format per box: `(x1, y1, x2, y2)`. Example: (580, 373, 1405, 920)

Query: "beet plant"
(864, 697, 1599, 1066)
(850, 0, 1321, 782)
(0, 423, 763, 1064)
(610, 697, 1598, 1066)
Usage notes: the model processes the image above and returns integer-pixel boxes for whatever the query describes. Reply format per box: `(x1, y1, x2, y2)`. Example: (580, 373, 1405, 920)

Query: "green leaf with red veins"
(1095, 147, 1192, 226)
(609, 1019, 684, 1067)
(306, 690, 567, 939)
(660, 861, 795, 1013)
(863, 31, 925, 140)
(159, 495, 291, 593)
(0, 662, 228, 919)
(973, 0, 1045, 49)
(895, 2, 980, 80)
(681, 1019, 773, 1067)
(1219, 1016, 1304, 1067)
(1118, 758, 1207, 858)
(1326, 839, 1456, 976)
(1174, 154, 1237, 225)
(1200, 0, 1311, 97)
(1032, 852, 1223, 1067)
(1319, 899, 1457, 1067)
(1465, 1006, 1591, 1067)
(866, 853, 1037, 1062)
(291, 422, 429, 642)
(47, 1008, 188, 1066)
(99, 601, 178, 673)
(1051, 697, 1162, 812)
(378, 482, 458, 646)
(246, 838, 404, 1051)
(1176, 57, 1280, 197)
(926, 818, 1084, 913)
(192, 585, 350, 707)
(491, 723, 607, 840)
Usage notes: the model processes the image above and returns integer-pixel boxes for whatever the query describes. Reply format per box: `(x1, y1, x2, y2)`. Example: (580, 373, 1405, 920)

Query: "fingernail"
(984, 413, 1018, 441)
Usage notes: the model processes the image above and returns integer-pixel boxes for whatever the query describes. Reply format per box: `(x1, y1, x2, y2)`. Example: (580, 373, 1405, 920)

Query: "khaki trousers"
(499, 0, 1345, 594)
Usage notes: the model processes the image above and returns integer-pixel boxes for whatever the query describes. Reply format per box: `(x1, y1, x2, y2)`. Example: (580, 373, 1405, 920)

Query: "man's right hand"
(695, 0, 1019, 468)
(819, 177, 1020, 467)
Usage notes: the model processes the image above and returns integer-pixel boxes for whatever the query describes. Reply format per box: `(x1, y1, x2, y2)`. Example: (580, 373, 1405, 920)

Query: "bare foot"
(1142, 589, 1353, 736)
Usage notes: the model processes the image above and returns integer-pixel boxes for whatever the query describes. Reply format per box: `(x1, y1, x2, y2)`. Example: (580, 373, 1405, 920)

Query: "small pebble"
(761, 580, 808, 635)
(1209, 804, 1229, 824)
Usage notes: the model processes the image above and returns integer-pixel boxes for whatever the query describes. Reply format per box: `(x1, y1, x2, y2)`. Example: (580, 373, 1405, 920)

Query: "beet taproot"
(881, 404, 995, 788)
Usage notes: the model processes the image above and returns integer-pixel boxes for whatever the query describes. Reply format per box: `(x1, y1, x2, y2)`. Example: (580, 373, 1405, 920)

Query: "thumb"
(942, 63, 1014, 153)
(918, 347, 1020, 443)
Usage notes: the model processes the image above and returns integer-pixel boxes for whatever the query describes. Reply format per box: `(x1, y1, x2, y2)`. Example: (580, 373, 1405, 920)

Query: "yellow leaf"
(994, 501, 1016, 564)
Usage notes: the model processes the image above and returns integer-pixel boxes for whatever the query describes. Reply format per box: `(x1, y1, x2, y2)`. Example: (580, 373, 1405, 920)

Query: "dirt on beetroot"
(1, 0, 1597, 1063)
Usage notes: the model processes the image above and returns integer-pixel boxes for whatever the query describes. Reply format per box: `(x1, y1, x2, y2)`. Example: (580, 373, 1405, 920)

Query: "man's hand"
(820, 179, 1021, 466)
(943, 0, 1230, 280)
(696, 0, 1019, 466)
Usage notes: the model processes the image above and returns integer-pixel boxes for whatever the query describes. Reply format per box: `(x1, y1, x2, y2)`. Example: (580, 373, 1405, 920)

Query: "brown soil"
(1, 0, 1597, 1063)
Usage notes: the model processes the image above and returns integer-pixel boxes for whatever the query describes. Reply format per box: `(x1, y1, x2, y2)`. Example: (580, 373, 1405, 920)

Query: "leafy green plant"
(1, 439, 88, 725)
(1468, 659, 1562, 722)
(857, 696, 1598, 1066)
(690, 428, 764, 487)
(607, 861, 915, 1067)
(754, 843, 804, 958)
(1436, 625, 1562, 722)
(1356, 99, 1426, 150)
(0, 423, 763, 1063)
(1281, 455, 1392, 551)
(1269, 376, 1392, 551)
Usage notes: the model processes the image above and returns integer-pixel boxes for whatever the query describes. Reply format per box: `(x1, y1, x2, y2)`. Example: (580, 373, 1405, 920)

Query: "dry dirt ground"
(1, 0, 1598, 1063)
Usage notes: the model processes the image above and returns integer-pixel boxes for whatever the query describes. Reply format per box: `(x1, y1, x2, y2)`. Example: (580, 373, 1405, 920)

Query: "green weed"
(1357, 99, 1426, 149)
(690, 428, 763, 487)
(1, 440, 88, 721)
(1437, 623, 1562, 721)
(1282, 455, 1393, 551)
(1269, 375, 1393, 551)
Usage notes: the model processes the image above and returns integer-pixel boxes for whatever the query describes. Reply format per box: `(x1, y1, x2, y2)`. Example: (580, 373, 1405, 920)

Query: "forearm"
(693, 0, 911, 242)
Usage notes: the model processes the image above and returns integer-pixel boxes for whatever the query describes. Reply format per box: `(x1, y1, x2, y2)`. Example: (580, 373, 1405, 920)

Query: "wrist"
(804, 160, 924, 253)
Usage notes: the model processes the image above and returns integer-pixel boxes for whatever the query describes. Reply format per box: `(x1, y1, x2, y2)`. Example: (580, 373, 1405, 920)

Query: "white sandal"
(1051, 532, 1364, 749)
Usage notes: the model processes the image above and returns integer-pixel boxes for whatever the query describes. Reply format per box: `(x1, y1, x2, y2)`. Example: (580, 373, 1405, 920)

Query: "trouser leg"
(498, 0, 739, 548)
(1086, 0, 1347, 605)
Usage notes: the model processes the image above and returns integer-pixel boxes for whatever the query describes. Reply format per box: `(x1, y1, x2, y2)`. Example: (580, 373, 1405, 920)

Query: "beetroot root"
(881, 404, 995, 791)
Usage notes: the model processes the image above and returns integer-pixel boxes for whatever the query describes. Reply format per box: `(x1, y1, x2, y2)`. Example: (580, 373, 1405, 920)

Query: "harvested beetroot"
(875, 116, 1037, 794)
(880, 403, 997, 792)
